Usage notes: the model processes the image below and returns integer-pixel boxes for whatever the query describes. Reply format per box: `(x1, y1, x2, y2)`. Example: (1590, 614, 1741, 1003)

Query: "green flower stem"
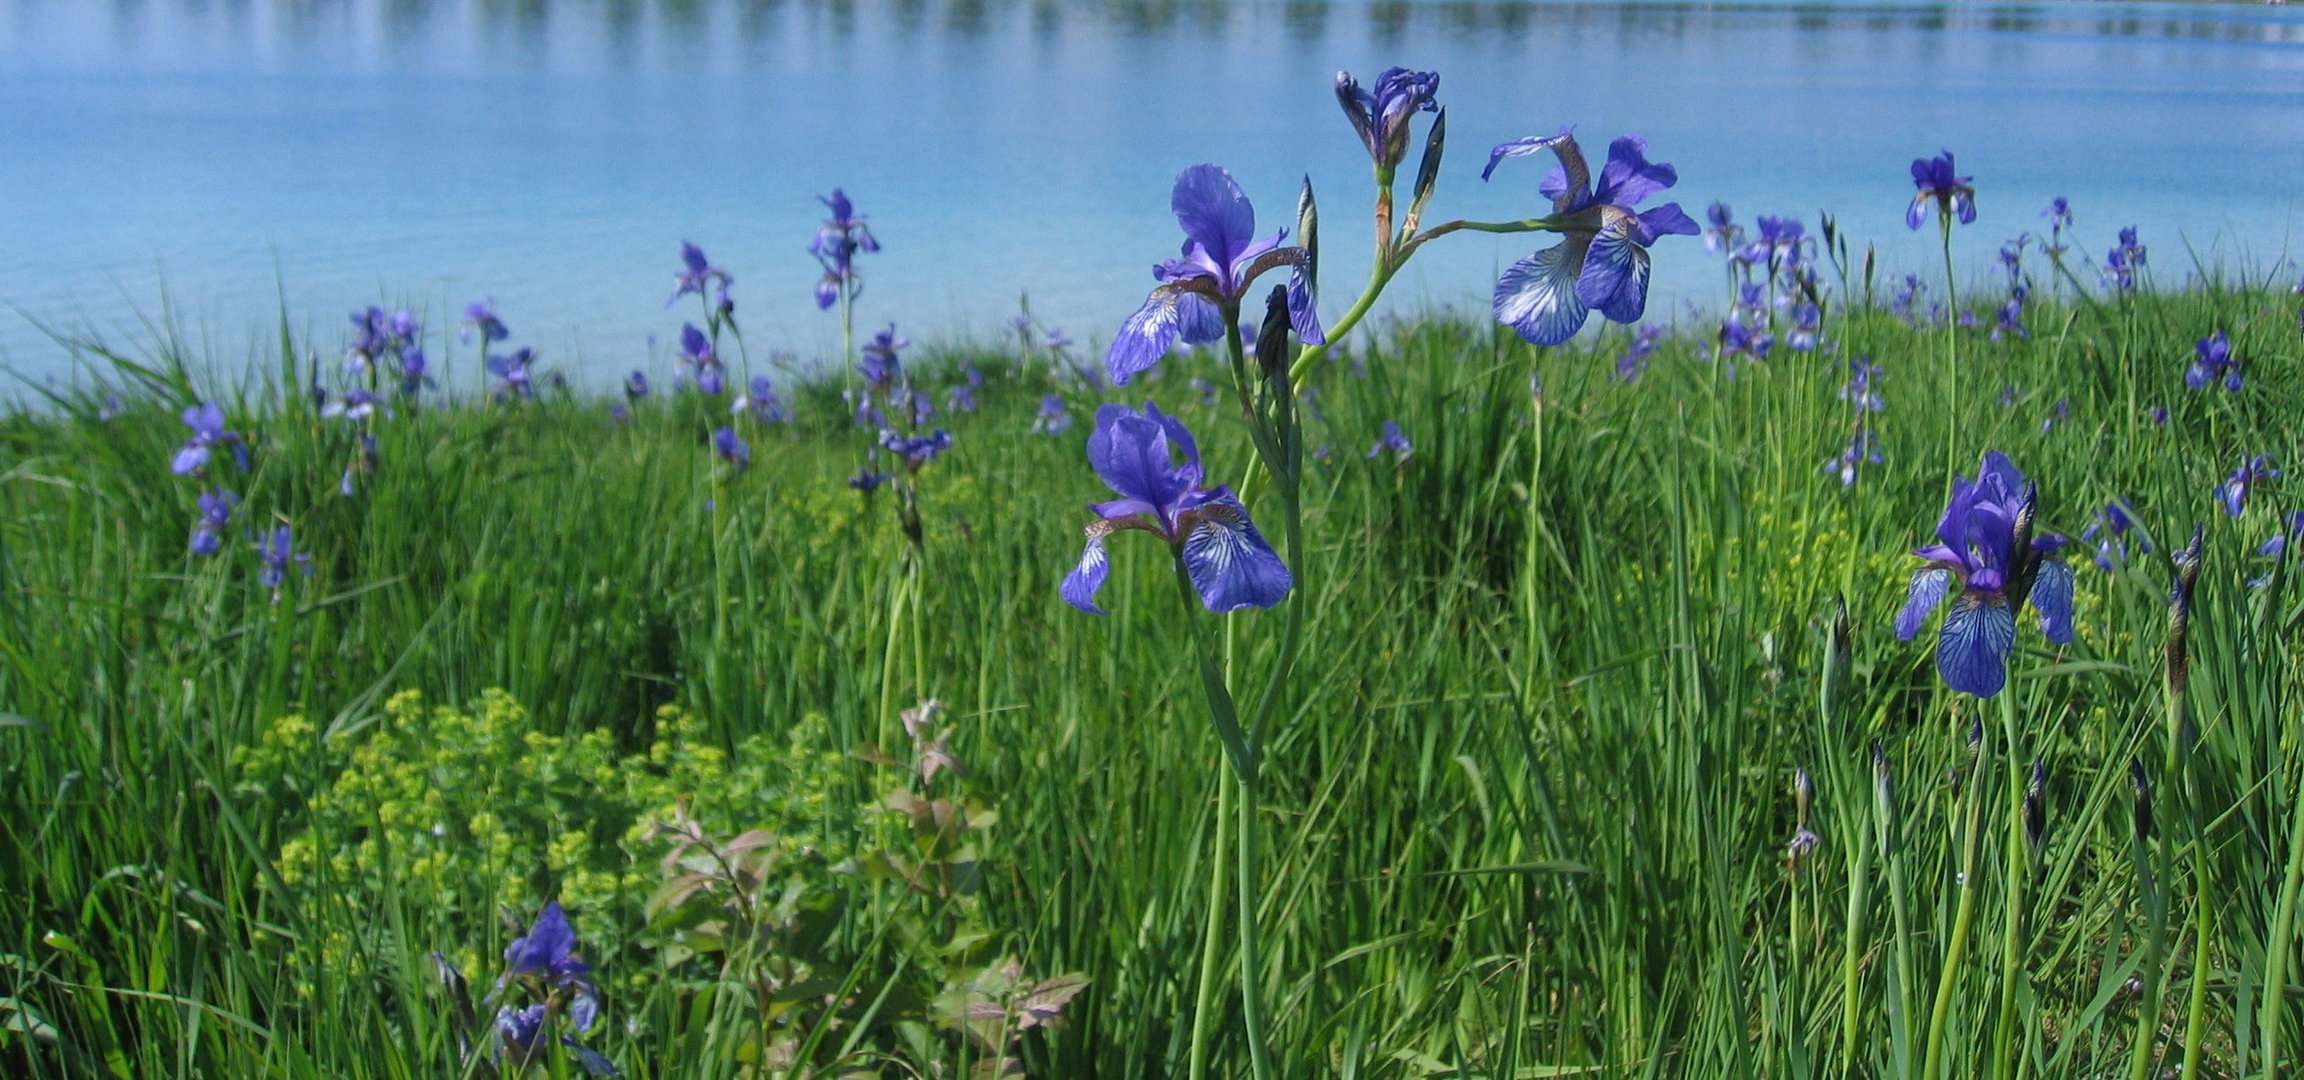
(1924, 715, 1988, 1080)
(1186, 766, 1233, 1080)
(1938, 218, 1960, 497)
(1991, 690, 2027, 1080)
(2128, 794, 2167, 1080)
(2261, 762, 2304, 1076)
(1171, 559, 1268, 1080)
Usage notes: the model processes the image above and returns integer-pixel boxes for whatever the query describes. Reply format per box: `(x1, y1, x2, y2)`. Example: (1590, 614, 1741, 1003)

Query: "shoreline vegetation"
(5, 274, 2304, 1075)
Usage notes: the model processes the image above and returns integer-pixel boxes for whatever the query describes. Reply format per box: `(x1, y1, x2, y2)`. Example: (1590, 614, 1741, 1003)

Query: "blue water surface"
(2, 0, 2300, 389)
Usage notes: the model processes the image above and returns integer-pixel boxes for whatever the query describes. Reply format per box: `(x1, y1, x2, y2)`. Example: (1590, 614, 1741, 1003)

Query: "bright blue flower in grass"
(1367, 420, 1412, 461)
(1840, 357, 1884, 412)
(1832, 427, 1882, 487)
(173, 403, 248, 476)
(1703, 202, 1743, 255)
(189, 490, 236, 556)
(712, 427, 750, 469)
(734, 375, 783, 424)
(812, 189, 880, 309)
(625, 371, 650, 403)
(1032, 395, 1072, 436)
(849, 455, 892, 495)
(2080, 499, 2143, 571)
(946, 383, 977, 414)
(2259, 511, 2304, 558)
(1993, 290, 2030, 344)
(1483, 130, 1699, 346)
(2042, 197, 2073, 232)
(1906, 150, 1976, 231)
(1107, 165, 1323, 385)
(2186, 330, 2240, 391)
(2220, 456, 2276, 517)
(1062, 402, 1290, 615)
(462, 301, 509, 344)
(1613, 325, 1662, 383)
(257, 525, 312, 595)
(878, 428, 953, 471)
(677, 325, 723, 395)
(1895, 451, 2074, 698)
(503, 902, 601, 1031)
(669, 242, 732, 307)
(860, 325, 907, 388)
(396, 346, 431, 396)
(321, 388, 383, 421)
(1333, 66, 1440, 175)
(487, 348, 536, 401)
(2104, 226, 2147, 292)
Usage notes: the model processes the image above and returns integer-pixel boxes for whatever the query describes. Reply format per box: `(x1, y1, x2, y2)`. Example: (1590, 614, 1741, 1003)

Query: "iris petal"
(1170, 165, 1258, 273)
(1494, 235, 1594, 346)
(1577, 217, 1654, 324)
(1937, 591, 2017, 698)
(1061, 524, 1115, 615)
(1896, 568, 1951, 641)
(1181, 492, 1292, 612)
(2030, 559, 2075, 645)
(1085, 408, 1189, 509)
(1592, 135, 1676, 209)
(1287, 257, 1326, 346)
(1176, 293, 1227, 346)
(1107, 290, 1186, 385)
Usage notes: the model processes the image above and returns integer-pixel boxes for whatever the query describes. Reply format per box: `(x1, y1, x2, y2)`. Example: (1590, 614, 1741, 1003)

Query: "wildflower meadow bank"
(6, 65, 2304, 1080)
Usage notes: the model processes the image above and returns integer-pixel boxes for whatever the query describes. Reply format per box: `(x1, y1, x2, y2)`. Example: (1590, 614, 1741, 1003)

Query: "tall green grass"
(2, 280, 2301, 1077)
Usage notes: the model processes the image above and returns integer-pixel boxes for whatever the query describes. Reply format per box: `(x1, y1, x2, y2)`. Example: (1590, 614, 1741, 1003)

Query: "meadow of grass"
(3, 277, 2302, 1078)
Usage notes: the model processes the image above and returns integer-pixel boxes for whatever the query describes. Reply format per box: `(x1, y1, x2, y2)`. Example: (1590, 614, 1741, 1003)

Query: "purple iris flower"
(1061, 402, 1290, 615)
(1614, 325, 1662, 382)
(1483, 130, 1700, 346)
(2185, 330, 2240, 391)
(670, 242, 732, 307)
(2151, 404, 2169, 426)
(811, 189, 880, 309)
(396, 346, 431, 396)
(625, 371, 650, 402)
(1840, 357, 1884, 412)
(1737, 215, 1806, 269)
(1993, 290, 2030, 344)
(1715, 314, 1773, 375)
(257, 525, 312, 596)
(172, 403, 247, 476)
(946, 384, 977, 414)
(1367, 420, 1413, 461)
(860, 325, 907, 388)
(462, 301, 509, 344)
(2041, 397, 2069, 432)
(677, 325, 722, 395)
(1906, 150, 1977, 231)
(321, 388, 383, 421)
(849, 455, 892, 495)
(1833, 427, 1883, 487)
(189, 490, 237, 556)
(1107, 165, 1324, 385)
(2042, 197, 2073, 232)
(1787, 302, 1823, 352)
(486, 348, 535, 401)
(1334, 66, 1440, 175)
(878, 428, 953, 470)
(711, 426, 749, 469)
(1033, 395, 1073, 436)
(1895, 451, 2074, 698)
(2080, 499, 2143, 571)
(1704, 202, 1743, 255)
(2104, 227, 2147, 291)
(2259, 511, 2304, 559)
(2220, 456, 2277, 517)
(97, 393, 124, 421)
(502, 901, 601, 1034)
(733, 375, 783, 424)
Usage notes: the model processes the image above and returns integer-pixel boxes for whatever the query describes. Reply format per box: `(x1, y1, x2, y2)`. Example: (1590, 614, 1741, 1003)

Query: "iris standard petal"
(1937, 591, 2017, 698)
(1108, 290, 1187, 385)
(2030, 559, 2076, 644)
(1494, 235, 1594, 346)
(1577, 214, 1654, 324)
(1061, 524, 1114, 615)
(1086, 407, 1188, 508)
(1142, 400, 1201, 476)
(1170, 165, 1258, 272)
(505, 903, 577, 976)
(1180, 492, 1292, 612)
(1896, 568, 1952, 640)
(1592, 135, 1676, 209)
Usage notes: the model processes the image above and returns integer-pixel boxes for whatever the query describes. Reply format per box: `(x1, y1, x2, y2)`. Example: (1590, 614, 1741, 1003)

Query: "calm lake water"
(2, 0, 2301, 389)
